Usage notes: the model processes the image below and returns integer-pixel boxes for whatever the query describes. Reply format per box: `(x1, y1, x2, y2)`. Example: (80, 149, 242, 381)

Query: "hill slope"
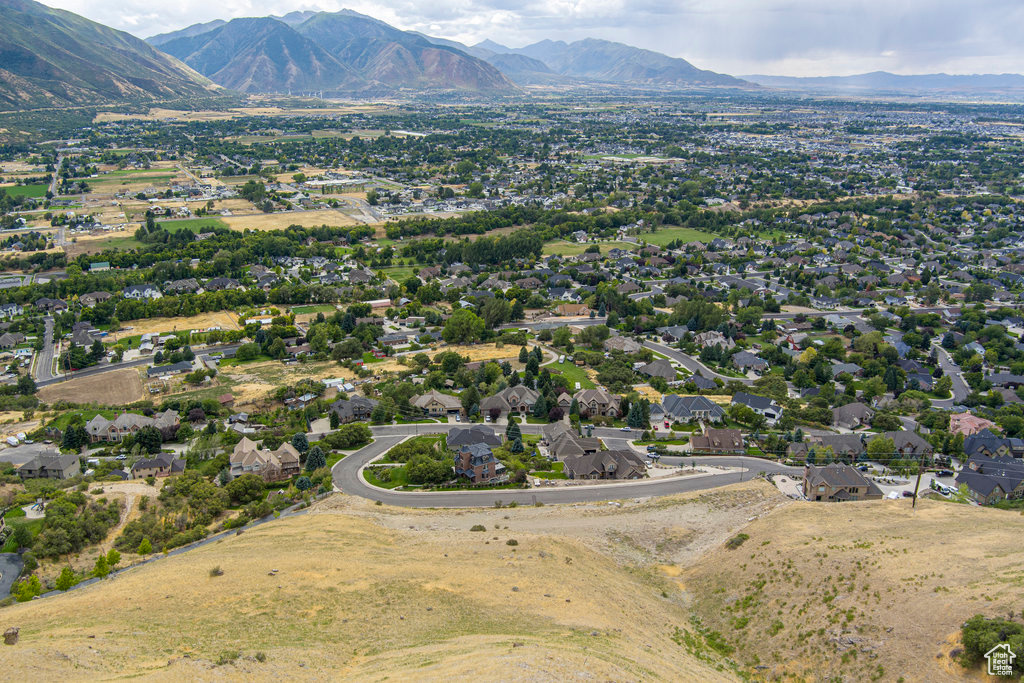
(156, 18, 364, 94)
(146, 19, 224, 47)
(685, 497, 1024, 681)
(0, 507, 731, 680)
(0, 0, 219, 110)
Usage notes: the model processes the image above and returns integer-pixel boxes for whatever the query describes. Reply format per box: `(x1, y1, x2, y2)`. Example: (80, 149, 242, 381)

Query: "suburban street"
(331, 423, 798, 508)
(643, 339, 756, 385)
(32, 315, 56, 382)
(932, 344, 970, 404)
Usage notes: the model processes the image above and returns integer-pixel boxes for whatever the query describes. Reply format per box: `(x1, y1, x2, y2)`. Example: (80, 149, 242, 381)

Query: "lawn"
(218, 354, 274, 367)
(541, 240, 635, 257)
(531, 462, 567, 480)
(381, 265, 417, 283)
(157, 217, 228, 233)
(3, 183, 47, 198)
(291, 304, 336, 315)
(47, 408, 119, 432)
(638, 226, 717, 246)
(363, 466, 408, 489)
(547, 361, 596, 390)
(0, 516, 43, 552)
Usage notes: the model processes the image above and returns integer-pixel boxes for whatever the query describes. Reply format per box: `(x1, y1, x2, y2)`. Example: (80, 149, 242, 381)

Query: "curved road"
(643, 339, 756, 386)
(332, 424, 798, 508)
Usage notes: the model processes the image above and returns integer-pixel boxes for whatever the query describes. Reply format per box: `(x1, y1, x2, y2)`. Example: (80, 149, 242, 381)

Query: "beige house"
(411, 390, 465, 418)
(230, 437, 301, 482)
(803, 464, 883, 502)
(85, 410, 180, 443)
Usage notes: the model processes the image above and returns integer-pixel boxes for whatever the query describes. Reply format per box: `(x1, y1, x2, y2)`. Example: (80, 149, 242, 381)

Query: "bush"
(961, 615, 1024, 676)
(209, 566, 224, 577)
(506, 539, 518, 546)
(470, 524, 486, 531)
(225, 473, 265, 505)
(725, 533, 750, 550)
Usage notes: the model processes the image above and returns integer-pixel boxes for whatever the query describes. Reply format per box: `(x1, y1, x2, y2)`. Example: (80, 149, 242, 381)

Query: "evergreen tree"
(510, 437, 524, 453)
(329, 411, 340, 429)
(531, 346, 543, 363)
(507, 420, 522, 442)
(569, 398, 579, 415)
(533, 394, 548, 418)
(518, 347, 529, 363)
(305, 446, 326, 472)
(291, 432, 309, 454)
(93, 554, 110, 579)
(55, 566, 79, 591)
(509, 371, 521, 387)
(138, 538, 153, 555)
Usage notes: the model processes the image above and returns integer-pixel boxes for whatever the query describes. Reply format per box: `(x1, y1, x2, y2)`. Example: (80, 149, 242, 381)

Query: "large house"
(543, 422, 600, 459)
(731, 392, 783, 424)
(454, 443, 506, 485)
(123, 284, 163, 300)
(563, 449, 646, 480)
(690, 427, 744, 454)
(657, 394, 724, 423)
(85, 410, 180, 443)
(329, 396, 378, 423)
(573, 388, 621, 418)
(411, 390, 465, 418)
(803, 464, 883, 502)
(832, 402, 874, 430)
(957, 454, 1024, 505)
(131, 454, 185, 480)
(230, 437, 301, 482)
(18, 452, 80, 480)
(447, 424, 502, 448)
(949, 412, 998, 437)
(732, 351, 768, 374)
(638, 358, 676, 381)
(480, 385, 539, 418)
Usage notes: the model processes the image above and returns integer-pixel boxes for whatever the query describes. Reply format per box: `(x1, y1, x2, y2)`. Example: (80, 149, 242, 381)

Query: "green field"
(547, 361, 596, 390)
(3, 183, 47, 198)
(86, 170, 175, 189)
(76, 234, 143, 252)
(157, 217, 228, 233)
(542, 240, 635, 257)
(637, 226, 716, 246)
(292, 304, 336, 315)
(381, 265, 416, 282)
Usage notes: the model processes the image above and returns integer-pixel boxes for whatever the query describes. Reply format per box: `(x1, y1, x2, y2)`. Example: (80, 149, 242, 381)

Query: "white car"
(620, 426, 631, 432)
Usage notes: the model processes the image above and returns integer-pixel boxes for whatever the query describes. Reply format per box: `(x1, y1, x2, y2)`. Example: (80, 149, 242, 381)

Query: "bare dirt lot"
(112, 311, 241, 340)
(37, 367, 144, 405)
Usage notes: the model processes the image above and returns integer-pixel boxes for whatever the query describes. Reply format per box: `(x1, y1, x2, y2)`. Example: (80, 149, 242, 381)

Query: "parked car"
(936, 469, 954, 477)
(901, 490, 914, 498)
(620, 426, 631, 432)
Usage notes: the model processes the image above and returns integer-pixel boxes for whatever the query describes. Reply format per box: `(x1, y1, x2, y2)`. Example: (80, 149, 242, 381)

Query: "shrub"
(506, 539, 519, 546)
(470, 524, 486, 531)
(960, 615, 1024, 676)
(725, 533, 750, 550)
(209, 566, 224, 577)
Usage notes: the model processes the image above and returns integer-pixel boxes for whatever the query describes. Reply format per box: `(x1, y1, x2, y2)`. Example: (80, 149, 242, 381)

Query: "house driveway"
(0, 553, 24, 597)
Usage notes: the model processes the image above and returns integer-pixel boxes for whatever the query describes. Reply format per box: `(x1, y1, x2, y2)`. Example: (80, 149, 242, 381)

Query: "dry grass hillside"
(683, 498, 1024, 682)
(0, 504, 741, 681)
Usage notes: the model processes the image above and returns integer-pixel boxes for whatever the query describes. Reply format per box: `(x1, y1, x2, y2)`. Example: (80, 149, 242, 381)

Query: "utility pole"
(912, 457, 924, 509)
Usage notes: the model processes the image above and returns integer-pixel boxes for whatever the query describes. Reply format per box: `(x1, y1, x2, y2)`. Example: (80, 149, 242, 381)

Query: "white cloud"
(36, 0, 1024, 76)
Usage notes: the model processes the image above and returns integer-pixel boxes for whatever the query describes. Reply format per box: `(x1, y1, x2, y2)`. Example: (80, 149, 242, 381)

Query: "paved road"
(33, 316, 56, 382)
(933, 344, 970, 404)
(331, 424, 797, 508)
(35, 342, 243, 388)
(643, 339, 755, 386)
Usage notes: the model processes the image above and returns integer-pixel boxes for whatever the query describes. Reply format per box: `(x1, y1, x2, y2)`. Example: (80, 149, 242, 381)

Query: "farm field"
(221, 208, 360, 231)
(110, 310, 241, 340)
(37, 367, 144, 405)
(637, 226, 717, 246)
(541, 239, 636, 257)
(290, 304, 337, 315)
(64, 233, 142, 257)
(1, 183, 47, 198)
(157, 217, 229, 233)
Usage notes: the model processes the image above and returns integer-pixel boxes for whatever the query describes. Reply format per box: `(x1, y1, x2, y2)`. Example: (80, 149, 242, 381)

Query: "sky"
(40, 0, 1024, 77)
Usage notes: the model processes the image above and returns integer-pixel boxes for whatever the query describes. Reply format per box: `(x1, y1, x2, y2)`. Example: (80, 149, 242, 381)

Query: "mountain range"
(148, 10, 745, 94)
(0, 0, 218, 110)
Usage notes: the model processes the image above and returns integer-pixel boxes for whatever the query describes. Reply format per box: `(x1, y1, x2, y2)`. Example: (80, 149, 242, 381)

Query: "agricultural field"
(541, 239, 635, 257)
(1, 183, 47, 198)
(156, 217, 229, 233)
(220, 208, 360, 231)
(37, 368, 145, 405)
(290, 304, 337, 315)
(637, 226, 717, 246)
(110, 311, 241, 341)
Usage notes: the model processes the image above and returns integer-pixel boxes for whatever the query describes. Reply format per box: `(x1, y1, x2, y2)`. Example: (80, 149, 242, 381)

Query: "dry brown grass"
(221, 209, 359, 231)
(111, 311, 241, 340)
(37, 367, 144, 405)
(0, 508, 733, 681)
(683, 497, 1024, 682)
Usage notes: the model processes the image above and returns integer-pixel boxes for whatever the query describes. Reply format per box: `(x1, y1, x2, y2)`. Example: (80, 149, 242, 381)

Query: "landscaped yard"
(291, 304, 337, 315)
(547, 361, 596, 389)
(531, 462, 567, 479)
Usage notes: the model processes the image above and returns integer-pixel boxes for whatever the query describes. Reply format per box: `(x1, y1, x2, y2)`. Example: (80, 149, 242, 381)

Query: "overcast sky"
(41, 0, 1024, 77)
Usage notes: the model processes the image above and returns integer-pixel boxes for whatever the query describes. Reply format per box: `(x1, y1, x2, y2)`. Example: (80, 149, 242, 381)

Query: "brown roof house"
(563, 450, 647, 480)
(572, 388, 621, 418)
(832, 402, 874, 430)
(690, 427, 744, 454)
(130, 454, 185, 480)
(802, 463, 883, 502)
(480, 385, 539, 419)
(18, 452, 80, 480)
(411, 390, 465, 418)
(230, 437, 301, 482)
(85, 410, 180, 443)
